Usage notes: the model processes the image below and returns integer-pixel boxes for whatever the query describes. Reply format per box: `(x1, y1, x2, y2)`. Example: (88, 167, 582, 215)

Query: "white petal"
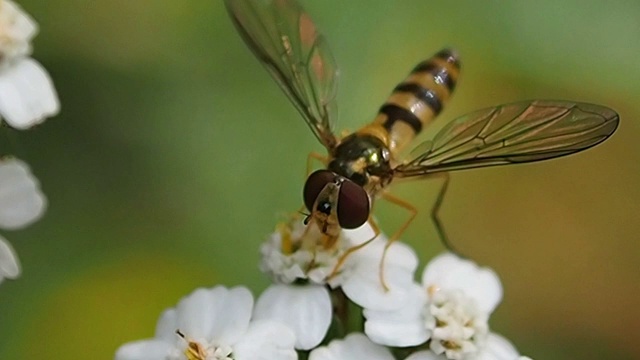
(253, 284, 331, 350)
(342, 222, 377, 245)
(233, 320, 297, 360)
(0, 235, 20, 279)
(342, 239, 418, 311)
(309, 333, 394, 360)
(474, 332, 521, 360)
(210, 286, 254, 345)
(405, 350, 444, 360)
(114, 339, 175, 360)
(0, 58, 59, 129)
(175, 286, 253, 344)
(0, 158, 45, 229)
(363, 284, 430, 347)
(422, 253, 502, 313)
(153, 308, 178, 343)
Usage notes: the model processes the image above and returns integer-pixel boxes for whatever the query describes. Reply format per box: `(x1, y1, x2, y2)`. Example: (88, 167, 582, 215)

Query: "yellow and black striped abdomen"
(371, 48, 460, 155)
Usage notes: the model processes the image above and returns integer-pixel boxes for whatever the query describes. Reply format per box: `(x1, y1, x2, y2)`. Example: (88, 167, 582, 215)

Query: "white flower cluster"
(116, 219, 533, 360)
(0, 0, 58, 285)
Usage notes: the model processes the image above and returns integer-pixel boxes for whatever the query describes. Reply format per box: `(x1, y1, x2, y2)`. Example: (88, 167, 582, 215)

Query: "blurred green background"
(0, 0, 638, 358)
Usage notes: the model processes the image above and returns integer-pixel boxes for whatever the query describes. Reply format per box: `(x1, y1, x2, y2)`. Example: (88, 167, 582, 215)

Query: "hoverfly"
(224, 0, 619, 273)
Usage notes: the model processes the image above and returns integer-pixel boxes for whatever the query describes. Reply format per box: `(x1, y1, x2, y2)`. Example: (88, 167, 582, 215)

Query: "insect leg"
(429, 172, 463, 256)
(306, 151, 328, 177)
(327, 217, 381, 281)
(380, 192, 418, 243)
(378, 192, 418, 291)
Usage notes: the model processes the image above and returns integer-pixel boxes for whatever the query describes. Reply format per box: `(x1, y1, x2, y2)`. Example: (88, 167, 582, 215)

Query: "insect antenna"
(298, 210, 312, 224)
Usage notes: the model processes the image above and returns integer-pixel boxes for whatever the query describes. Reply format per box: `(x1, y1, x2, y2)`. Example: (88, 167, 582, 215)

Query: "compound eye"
(303, 170, 336, 211)
(337, 179, 370, 229)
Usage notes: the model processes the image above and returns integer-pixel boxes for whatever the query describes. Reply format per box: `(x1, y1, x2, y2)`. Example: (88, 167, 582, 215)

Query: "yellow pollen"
(441, 339, 462, 350)
(185, 341, 207, 360)
(176, 329, 207, 360)
(277, 222, 293, 255)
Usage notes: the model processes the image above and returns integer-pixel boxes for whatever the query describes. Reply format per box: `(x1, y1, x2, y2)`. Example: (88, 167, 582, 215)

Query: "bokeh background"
(0, 0, 638, 358)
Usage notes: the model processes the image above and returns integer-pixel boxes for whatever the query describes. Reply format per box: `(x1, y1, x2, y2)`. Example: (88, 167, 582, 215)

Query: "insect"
(224, 0, 619, 271)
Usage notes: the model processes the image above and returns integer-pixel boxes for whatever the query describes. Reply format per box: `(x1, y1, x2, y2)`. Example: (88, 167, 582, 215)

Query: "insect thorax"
(328, 134, 393, 193)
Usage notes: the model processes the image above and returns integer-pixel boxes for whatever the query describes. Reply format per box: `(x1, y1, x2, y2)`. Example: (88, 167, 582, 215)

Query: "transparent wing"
(394, 100, 619, 177)
(225, 0, 338, 149)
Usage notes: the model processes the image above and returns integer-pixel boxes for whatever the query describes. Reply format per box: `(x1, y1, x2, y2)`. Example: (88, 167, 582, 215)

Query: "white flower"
(405, 333, 530, 360)
(309, 333, 394, 360)
(0, 0, 59, 129)
(260, 220, 418, 309)
(115, 286, 297, 360)
(0, 157, 46, 282)
(364, 253, 503, 359)
(256, 219, 418, 350)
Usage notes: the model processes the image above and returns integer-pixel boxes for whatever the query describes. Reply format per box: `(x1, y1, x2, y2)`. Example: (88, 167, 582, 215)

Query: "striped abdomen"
(371, 48, 460, 155)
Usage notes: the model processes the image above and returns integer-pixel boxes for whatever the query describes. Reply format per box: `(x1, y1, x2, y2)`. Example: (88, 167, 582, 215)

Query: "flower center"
(259, 220, 349, 285)
(423, 289, 489, 360)
(176, 330, 233, 360)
